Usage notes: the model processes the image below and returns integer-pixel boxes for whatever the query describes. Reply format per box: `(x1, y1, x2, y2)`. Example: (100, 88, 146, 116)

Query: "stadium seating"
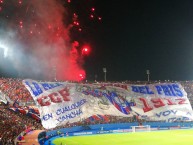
(0, 78, 193, 144)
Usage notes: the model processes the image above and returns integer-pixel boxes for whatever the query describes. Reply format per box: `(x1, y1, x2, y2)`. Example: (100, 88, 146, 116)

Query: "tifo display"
(0, 78, 193, 144)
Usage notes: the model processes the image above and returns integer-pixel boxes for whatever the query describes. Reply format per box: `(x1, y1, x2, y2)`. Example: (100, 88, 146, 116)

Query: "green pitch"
(52, 129, 193, 145)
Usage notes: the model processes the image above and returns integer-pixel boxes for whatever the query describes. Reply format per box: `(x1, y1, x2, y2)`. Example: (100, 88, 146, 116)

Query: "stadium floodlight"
(52, 65, 57, 81)
(146, 70, 150, 82)
(103, 67, 107, 82)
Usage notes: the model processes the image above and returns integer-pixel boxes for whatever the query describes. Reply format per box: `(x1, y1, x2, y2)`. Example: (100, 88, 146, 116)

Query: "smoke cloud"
(0, 0, 85, 81)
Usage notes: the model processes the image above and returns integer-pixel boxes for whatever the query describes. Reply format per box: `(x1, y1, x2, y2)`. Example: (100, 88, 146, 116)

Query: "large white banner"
(0, 91, 7, 104)
(23, 79, 193, 129)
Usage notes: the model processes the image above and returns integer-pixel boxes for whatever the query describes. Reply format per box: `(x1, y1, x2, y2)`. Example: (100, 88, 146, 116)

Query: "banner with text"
(23, 79, 193, 129)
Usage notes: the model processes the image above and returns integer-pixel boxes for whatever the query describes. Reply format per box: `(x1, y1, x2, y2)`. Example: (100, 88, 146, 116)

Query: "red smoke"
(0, 0, 86, 81)
(55, 41, 86, 81)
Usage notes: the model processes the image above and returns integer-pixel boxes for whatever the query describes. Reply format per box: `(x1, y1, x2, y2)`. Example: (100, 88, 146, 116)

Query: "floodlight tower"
(52, 65, 57, 81)
(146, 70, 150, 82)
(103, 67, 107, 82)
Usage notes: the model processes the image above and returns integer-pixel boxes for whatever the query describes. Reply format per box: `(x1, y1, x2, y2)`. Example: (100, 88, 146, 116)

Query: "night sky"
(1, 0, 193, 82)
(84, 0, 193, 81)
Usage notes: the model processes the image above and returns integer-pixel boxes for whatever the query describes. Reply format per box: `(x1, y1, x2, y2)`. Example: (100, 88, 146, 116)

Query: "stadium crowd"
(0, 77, 193, 144)
(0, 102, 43, 145)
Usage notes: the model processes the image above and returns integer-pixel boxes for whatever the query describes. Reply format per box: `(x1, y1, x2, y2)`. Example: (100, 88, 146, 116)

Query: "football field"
(51, 129, 193, 145)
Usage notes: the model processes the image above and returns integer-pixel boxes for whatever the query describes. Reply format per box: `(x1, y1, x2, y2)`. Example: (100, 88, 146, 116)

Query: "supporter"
(1, 77, 193, 144)
(0, 102, 42, 144)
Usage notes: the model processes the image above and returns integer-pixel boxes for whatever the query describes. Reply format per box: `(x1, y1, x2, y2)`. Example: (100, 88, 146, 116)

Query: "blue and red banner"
(23, 79, 193, 129)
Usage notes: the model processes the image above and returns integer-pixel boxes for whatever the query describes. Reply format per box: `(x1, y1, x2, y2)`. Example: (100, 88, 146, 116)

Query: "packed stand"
(0, 78, 34, 106)
(0, 78, 193, 143)
(0, 103, 42, 145)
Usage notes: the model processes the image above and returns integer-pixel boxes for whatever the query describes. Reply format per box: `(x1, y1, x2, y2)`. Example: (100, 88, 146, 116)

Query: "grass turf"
(52, 129, 193, 145)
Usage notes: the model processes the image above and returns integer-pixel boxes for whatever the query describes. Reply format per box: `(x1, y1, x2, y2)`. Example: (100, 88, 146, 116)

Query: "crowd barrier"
(42, 121, 193, 144)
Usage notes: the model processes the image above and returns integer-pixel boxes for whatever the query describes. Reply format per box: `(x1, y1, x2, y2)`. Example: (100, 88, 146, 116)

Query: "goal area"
(131, 125, 151, 132)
